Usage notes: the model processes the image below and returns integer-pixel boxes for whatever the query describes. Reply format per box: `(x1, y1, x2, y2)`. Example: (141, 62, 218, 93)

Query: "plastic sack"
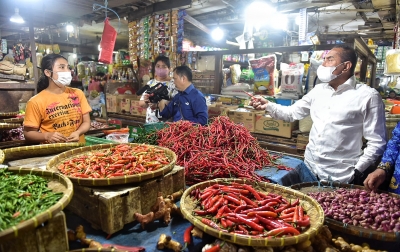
(221, 83, 253, 98)
(230, 64, 242, 84)
(106, 133, 129, 143)
(249, 55, 276, 96)
(99, 18, 117, 64)
(280, 63, 304, 98)
(299, 115, 313, 133)
(385, 49, 400, 75)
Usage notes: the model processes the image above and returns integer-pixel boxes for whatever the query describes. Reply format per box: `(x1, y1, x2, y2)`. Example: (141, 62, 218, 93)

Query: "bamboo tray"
(0, 149, 4, 164)
(0, 123, 21, 130)
(0, 117, 23, 124)
(46, 143, 177, 186)
(0, 112, 18, 119)
(0, 167, 73, 242)
(291, 181, 400, 242)
(2, 142, 84, 162)
(181, 178, 325, 247)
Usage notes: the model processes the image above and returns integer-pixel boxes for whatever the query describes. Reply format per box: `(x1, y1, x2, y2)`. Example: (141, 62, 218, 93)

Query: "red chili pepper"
(235, 215, 264, 232)
(281, 206, 296, 215)
(223, 195, 241, 206)
(201, 218, 222, 231)
(238, 194, 258, 207)
(290, 198, 300, 207)
(293, 206, 299, 223)
(215, 205, 227, 219)
(256, 214, 286, 229)
(241, 205, 275, 214)
(205, 241, 225, 252)
(193, 210, 208, 216)
(296, 215, 310, 227)
(298, 205, 304, 220)
(207, 196, 224, 214)
(182, 225, 193, 250)
(247, 211, 277, 218)
(241, 184, 262, 201)
(265, 226, 300, 237)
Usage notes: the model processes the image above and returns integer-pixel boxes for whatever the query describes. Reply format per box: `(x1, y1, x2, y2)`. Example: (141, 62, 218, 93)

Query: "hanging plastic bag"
(99, 18, 117, 64)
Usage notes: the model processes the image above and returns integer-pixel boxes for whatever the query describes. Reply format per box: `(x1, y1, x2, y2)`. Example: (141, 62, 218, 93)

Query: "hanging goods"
(98, 18, 117, 64)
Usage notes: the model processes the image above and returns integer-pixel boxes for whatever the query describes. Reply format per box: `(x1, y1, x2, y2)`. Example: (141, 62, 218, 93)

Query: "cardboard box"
(130, 100, 147, 117)
(106, 95, 118, 113)
(208, 104, 237, 118)
(296, 134, 309, 150)
(0, 211, 68, 252)
(66, 166, 185, 234)
(255, 114, 298, 138)
(227, 109, 261, 132)
(120, 98, 131, 114)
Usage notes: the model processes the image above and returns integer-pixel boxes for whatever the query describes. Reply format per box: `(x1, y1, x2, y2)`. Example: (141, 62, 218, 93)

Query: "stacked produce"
(308, 188, 400, 232)
(0, 126, 24, 141)
(0, 169, 63, 231)
(191, 183, 310, 237)
(89, 121, 110, 130)
(57, 144, 171, 179)
(153, 117, 289, 185)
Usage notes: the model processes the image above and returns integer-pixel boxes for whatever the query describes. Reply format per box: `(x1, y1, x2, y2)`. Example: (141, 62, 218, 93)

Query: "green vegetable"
(133, 128, 158, 145)
(0, 169, 63, 231)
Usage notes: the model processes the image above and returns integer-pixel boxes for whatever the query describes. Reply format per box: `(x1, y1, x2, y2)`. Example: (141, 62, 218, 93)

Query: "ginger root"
(157, 234, 182, 252)
(68, 225, 104, 249)
(191, 226, 203, 238)
(135, 192, 174, 228)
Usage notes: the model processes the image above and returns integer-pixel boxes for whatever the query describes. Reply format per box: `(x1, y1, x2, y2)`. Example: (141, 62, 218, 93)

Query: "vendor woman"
(23, 54, 92, 144)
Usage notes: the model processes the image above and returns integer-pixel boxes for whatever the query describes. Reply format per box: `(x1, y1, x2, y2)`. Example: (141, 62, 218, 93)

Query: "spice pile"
(191, 183, 310, 237)
(155, 116, 289, 185)
(58, 144, 171, 179)
(0, 169, 63, 231)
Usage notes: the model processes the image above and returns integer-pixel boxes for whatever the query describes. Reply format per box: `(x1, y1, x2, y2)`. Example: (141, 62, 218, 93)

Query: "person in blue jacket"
(159, 65, 208, 125)
(367, 121, 400, 193)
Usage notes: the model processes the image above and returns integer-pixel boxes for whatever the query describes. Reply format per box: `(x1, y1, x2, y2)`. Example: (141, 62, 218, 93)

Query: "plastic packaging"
(385, 49, 400, 74)
(105, 133, 129, 143)
(99, 18, 117, 64)
(249, 55, 276, 96)
(299, 115, 313, 133)
(280, 63, 304, 98)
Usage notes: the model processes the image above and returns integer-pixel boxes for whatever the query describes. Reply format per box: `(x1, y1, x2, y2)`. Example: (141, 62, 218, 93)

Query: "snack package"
(280, 63, 304, 98)
(99, 18, 117, 64)
(249, 55, 276, 95)
(385, 49, 400, 74)
(230, 64, 241, 84)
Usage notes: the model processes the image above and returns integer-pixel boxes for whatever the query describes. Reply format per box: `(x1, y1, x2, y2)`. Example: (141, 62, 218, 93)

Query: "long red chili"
(182, 225, 193, 250)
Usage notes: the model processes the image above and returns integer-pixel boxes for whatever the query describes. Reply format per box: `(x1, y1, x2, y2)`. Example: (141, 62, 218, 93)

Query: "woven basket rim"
(0, 112, 18, 118)
(0, 123, 21, 130)
(0, 167, 73, 242)
(0, 149, 4, 164)
(0, 118, 24, 124)
(291, 181, 400, 242)
(181, 178, 325, 247)
(46, 143, 177, 186)
(2, 142, 84, 161)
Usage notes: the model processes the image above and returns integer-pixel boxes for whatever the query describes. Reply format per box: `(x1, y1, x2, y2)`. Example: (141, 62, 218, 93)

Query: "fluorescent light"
(358, 32, 367, 35)
(211, 27, 224, 41)
(72, 53, 77, 59)
(10, 8, 24, 23)
(66, 24, 74, 32)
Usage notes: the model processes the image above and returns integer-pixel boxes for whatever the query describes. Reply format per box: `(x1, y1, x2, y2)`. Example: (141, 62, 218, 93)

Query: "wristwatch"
(376, 162, 392, 179)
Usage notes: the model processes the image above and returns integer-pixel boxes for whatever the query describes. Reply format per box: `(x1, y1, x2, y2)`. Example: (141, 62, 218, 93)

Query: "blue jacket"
(159, 84, 208, 125)
(380, 121, 400, 194)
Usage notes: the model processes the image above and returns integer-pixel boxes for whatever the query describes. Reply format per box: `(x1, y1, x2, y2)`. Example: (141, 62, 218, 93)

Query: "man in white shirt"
(251, 45, 387, 191)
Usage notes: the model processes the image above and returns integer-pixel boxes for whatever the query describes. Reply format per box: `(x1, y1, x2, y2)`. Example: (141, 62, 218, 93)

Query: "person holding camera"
(158, 65, 208, 125)
(139, 55, 177, 123)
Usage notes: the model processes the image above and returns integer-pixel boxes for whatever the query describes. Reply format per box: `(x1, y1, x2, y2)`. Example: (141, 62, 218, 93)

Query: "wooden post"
(29, 22, 39, 94)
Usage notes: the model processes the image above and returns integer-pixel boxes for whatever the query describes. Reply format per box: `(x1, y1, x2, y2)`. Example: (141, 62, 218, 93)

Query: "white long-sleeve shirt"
(266, 76, 387, 183)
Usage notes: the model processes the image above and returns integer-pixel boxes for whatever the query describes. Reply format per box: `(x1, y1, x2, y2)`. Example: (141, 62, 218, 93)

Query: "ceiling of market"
(0, 0, 398, 56)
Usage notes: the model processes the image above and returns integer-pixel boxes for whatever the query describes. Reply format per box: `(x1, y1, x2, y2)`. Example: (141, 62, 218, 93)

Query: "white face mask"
(317, 63, 344, 83)
(52, 71, 72, 86)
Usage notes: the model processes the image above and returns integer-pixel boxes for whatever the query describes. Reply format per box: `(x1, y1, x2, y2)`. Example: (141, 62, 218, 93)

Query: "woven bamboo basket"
(46, 143, 177, 186)
(0, 149, 4, 164)
(291, 181, 400, 242)
(0, 167, 73, 242)
(0, 123, 21, 130)
(181, 178, 325, 247)
(2, 142, 84, 162)
(0, 112, 18, 119)
(0, 117, 24, 124)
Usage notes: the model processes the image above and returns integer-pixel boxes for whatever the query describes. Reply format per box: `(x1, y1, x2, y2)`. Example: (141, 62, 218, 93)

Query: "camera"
(136, 82, 170, 103)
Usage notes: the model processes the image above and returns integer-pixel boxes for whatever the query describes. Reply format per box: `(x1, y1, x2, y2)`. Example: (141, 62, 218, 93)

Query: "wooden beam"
(29, 22, 39, 94)
(183, 15, 211, 35)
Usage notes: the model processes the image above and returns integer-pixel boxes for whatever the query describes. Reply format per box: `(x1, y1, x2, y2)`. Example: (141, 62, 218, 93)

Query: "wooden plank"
(0, 82, 35, 91)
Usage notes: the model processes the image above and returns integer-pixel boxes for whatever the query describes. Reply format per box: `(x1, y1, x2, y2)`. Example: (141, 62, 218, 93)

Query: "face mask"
(155, 68, 169, 78)
(52, 71, 72, 86)
(317, 63, 344, 83)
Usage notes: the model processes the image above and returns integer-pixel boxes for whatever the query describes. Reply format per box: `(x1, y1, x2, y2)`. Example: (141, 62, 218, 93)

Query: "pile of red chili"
(58, 144, 170, 178)
(156, 116, 290, 185)
(190, 183, 310, 237)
